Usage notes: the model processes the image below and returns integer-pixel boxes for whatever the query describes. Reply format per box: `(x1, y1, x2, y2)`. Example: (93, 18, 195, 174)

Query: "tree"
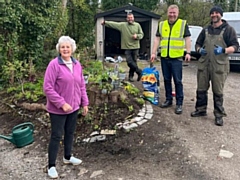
(0, 0, 63, 62)
(0, 0, 99, 74)
(65, 0, 99, 50)
(101, 0, 159, 11)
(155, 1, 216, 27)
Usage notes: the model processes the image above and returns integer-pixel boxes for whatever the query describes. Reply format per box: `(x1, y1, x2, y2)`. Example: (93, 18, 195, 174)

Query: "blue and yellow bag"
(141, 64, 160, 105)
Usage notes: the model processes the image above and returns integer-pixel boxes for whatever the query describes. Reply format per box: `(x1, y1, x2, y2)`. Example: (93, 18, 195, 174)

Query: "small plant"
(82, 112, 93, 124)
(124, 83, 140, 96)
(1, 60, 34, 85)
(83, 68, 90, 76)
(110, 74, 119, 81)
(135, 97, 145, 105)
(81, 60, 103, 76)
(106, 67, 114, 73)
(118, 67, 126, 73)
(101, 71, 109, 82)
(128, 105, 134, 112)
(6, 78, 44, 102)
(94, 124, 99, 130)
(111, 74, 120, 90)
(88, 75, 98, 84)
(118, 67, 126, 80)
(100, 83, 113, 92)
(88, 72, 109, 85)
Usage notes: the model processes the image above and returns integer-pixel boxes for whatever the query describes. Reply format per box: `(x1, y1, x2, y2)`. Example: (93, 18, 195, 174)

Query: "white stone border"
(77, 101, 153, 143)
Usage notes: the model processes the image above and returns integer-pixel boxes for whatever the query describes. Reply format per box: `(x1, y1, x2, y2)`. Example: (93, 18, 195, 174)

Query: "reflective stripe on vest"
(159, 19, 186, 58)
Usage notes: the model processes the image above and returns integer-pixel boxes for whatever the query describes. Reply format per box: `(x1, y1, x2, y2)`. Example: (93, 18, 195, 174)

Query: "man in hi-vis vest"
(151, 4, 191, 115)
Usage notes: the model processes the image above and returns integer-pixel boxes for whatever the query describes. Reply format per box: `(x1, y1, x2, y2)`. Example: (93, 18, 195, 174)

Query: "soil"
(1, 60, 240, 180)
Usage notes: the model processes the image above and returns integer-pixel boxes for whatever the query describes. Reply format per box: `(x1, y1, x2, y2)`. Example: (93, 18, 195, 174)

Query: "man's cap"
(210, 6, 223, 16)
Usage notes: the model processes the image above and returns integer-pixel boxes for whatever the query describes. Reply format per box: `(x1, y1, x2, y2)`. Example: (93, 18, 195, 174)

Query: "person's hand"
(132, 33, 137, 39)
(101, 20, 105, 25)
(199, 47, 207, 55)
(82, 106, 88, 116)
(185, 53, 191, 62)
(62, 103, 73, 112)
(214, 45, 225, 55)
(150, 53, 156, 62)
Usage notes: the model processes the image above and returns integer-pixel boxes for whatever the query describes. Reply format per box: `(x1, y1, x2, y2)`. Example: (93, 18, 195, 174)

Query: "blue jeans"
(161, 58, 183, 105)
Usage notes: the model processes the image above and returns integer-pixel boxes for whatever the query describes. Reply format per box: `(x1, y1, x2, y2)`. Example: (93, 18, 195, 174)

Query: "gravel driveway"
(0, 60, 240, 180)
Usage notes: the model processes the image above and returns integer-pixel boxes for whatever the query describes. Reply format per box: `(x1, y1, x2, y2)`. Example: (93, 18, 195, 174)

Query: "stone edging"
(77, 102, 153, 143)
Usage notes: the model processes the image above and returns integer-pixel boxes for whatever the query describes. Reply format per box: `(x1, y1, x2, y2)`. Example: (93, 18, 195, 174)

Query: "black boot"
(160, 100, 172, 108)
(191, 110, 207, 117)
(128, 77, 134, 82)
(136, 69, 142, 81)
(215, 117, 223, 126)
(128, 70, 134, 82)
(175, 105, 183, 114)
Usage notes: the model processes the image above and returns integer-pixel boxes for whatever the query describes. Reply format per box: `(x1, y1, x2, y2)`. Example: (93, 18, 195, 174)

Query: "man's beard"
(212, 16, 221, 23)
(128, 20, 134, 24)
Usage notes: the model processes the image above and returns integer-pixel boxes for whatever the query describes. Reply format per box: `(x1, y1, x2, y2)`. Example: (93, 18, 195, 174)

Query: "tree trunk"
(57, 0, 68, 37)
(62, 0, 67, 8)
(234, 0, 238, 12)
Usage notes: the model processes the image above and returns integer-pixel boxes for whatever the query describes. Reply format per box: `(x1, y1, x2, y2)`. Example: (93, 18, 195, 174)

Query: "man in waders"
(191, 6, 239, 126)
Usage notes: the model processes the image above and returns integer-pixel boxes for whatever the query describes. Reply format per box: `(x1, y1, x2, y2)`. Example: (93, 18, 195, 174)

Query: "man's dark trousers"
(161, 57, 183, 105)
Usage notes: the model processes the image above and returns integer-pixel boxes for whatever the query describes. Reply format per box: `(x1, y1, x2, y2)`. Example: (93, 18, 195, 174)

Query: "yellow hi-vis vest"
(159, 19, 186, 58)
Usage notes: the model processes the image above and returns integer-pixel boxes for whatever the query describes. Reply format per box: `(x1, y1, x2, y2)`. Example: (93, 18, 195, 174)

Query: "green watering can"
(0, 122, 34, 148)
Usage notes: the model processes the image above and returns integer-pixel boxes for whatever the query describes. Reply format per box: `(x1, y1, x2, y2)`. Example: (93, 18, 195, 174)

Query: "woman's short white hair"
(56, 36, 77, 53)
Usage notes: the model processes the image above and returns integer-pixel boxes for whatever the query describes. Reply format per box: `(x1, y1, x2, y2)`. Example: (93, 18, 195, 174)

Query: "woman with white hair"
(43, 36, 89, 178)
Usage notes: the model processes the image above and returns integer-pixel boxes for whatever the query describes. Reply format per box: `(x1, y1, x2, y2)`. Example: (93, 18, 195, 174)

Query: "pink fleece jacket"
(43, 56, 89, 114)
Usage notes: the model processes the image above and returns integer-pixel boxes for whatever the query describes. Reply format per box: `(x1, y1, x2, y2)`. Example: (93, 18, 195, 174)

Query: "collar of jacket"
(57, 55, 77, 64)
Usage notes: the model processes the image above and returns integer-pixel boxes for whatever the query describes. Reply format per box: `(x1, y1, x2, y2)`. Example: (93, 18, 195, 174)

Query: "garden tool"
(0, 122, 34, 148)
